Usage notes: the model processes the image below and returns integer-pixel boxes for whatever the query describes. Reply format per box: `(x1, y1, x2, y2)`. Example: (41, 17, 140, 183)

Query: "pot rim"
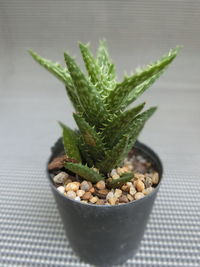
(46, 140, 163, 209)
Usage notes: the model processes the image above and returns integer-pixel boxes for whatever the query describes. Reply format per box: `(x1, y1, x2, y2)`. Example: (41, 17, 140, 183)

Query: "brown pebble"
(89, 187, 95, 193)
(89, 196, 98, 204)
(134, 192, 144, 200)
(65, 182, 79, 192)
(77, 190, 85, 197)
(96, 199, 105, 205)
(135, 180, 145, 192)
(152, 172, 159, 185)
(95, 180, 106, 190)
(98, 189, 109, 195)
(82, 191, 92, 200)
(121, 185, 129, 192)
(94, 189, 109, 199)
(119, 194, 129, 203)
(80, 181, 92, 191)
(66, 190, 76, 199)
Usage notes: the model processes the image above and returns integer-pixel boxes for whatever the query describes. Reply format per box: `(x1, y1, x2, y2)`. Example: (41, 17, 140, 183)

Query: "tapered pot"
(47, 139, 163, 266)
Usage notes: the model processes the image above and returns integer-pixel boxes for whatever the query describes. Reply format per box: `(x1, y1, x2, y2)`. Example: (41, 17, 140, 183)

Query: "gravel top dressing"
(48, 149, 159, 206)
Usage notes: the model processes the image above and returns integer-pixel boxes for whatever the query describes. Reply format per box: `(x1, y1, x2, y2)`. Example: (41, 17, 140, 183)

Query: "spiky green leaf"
(123, 107, 157, 153)
(59, 122, 82, 162)
(97, 107, 157, 173)
(97, 40, 115, 80)
(96, 135, 129, 174)
(64, 52, 108, 126)
(64, 162, 105, 183)
(104, 102, 145, 146)
(28, 50, 82, 112)
(107, 47, 180, 112)
(123, 71, 163, 109)
(79, 43, 101, 86)
(107, 173, 134, 189)
(73, 113, 106, 161)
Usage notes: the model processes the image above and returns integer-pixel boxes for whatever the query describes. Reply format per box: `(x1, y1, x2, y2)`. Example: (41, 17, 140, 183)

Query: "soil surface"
(48, 150, 159, 205)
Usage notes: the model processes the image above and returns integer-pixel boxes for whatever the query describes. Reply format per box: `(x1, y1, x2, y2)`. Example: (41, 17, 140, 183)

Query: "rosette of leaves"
(29, 41, 180, 187)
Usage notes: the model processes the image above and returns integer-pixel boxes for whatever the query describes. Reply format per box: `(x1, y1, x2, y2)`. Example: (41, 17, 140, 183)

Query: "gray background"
(0, 1, 200, 266)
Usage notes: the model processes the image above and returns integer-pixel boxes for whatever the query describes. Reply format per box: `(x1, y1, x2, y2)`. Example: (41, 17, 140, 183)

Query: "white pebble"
(111, 169, 117, 176)
(53, 172, 68, 184)
(57, 186, 65, 193)
(106, 192, 114, 200)
(75, 196, 81, 201)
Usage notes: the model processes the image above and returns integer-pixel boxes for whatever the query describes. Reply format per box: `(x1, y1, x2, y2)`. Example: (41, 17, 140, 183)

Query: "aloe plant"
(29, 41, 180, 186)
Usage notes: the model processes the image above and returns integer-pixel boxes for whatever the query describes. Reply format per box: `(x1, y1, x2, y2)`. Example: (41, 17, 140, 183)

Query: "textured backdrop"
(0, 1, 200, 266)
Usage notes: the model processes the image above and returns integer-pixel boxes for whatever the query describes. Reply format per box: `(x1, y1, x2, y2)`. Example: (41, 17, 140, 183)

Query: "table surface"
(0, 1, 200, 266)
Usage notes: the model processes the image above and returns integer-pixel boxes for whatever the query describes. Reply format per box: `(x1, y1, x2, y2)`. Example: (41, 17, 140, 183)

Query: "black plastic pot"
(47, 139, 163, 266)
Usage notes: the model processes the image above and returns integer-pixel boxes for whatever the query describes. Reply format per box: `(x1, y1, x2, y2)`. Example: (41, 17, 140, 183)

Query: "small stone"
(65, 182, 79, 192)
(134, 192, 144, 200)
(106, 192, 114, 200)
(110, 169, 117, 176)
(112, 174, 120, 180)
(144, 176, 153, 188)
(143, 187, 154, 195)
(95, 180, 106, 190)
(89, 187, 95, 193)
(81, 200, 88, 203)
(108, 197, 118, 205)
(117, 167, 126, 175)
(95, 189, 109, 199)
(133, 162, 147, 173)
(119, 194, 129, 203)
(89, 196, 98, 204)
(121, 185, 129, 192)
(127, 194, 134, 201)
(82, 192, 92, 200)
(98, 189, 109, 195)
(135, 180, 145, 192)
(65, 179, 72, 185)
(134, 173, 145, 180)
(75, 196, 81, 201)
(129, 186, 137, 196)
(80, 181, 92, 191)
(77, 190, 85, 197)
(73, 181, 81, 187)
(96, 199, 105, 205)
(126, 182, 133, 188)
(152, 172, 159, 185)
(53, 172, 69, 184)
(57, 186, 65, 193)
(66, 190, 76, 199)
(125, 164, 133, 171)
(114, 189, 122, 198)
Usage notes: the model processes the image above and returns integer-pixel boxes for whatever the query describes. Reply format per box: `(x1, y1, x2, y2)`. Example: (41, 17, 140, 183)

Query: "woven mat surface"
(0, 1, 200, 266)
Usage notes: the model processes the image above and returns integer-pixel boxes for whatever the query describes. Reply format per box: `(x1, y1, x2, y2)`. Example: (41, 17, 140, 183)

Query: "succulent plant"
(29, 41, 179, 187)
